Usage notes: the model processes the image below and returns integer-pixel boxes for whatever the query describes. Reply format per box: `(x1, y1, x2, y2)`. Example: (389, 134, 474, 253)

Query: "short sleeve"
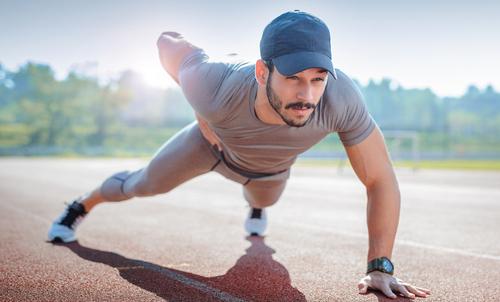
(324, 69, 376, 146)
(178, 50, 232, 123)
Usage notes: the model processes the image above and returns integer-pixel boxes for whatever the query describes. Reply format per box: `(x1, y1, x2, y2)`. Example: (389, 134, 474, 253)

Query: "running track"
(1, 158, 499, 301)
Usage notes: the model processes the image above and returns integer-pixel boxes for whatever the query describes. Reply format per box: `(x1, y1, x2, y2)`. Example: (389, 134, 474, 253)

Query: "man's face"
(266, 66, 328, 127)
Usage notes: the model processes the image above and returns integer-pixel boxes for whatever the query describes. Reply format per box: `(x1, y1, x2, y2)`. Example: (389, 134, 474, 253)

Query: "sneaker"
(244, 207, 267, 236)
(47, 200, 87, 243)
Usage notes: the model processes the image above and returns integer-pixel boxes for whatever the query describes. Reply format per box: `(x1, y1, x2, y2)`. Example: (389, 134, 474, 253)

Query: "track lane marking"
(2, 202, 500, 264)
(286, 221, 500, 261)
(0, 203, 245, 302)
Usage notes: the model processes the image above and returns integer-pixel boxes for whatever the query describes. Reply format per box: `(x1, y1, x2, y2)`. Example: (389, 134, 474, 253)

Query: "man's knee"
(100, 170, 135, 201)
(100, 169, 169, 201)
(246, 195, 280, 208)
(243, 180, 287, 208)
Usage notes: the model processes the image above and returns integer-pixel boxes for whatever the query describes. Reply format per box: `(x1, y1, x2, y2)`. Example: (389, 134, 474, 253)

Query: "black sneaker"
(47, 200, 87, 243)
(244, 207, 267, 236)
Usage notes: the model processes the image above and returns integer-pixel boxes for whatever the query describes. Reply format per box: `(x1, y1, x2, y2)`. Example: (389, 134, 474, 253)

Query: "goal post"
(382, 130, 420, 171)
(337, 130, 420, 173)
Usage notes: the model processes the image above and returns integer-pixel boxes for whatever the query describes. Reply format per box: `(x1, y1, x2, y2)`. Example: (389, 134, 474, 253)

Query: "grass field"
(1, 153, 499, 171)
(295, 158, 500, 171)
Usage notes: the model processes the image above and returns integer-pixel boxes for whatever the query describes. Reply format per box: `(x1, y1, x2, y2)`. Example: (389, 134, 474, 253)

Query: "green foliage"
(296, 158, 500, 171)
(0, 62, 499, 159)
(0, 63, 134, 150)
(362, 78, 444, 131)
(358, 79, 500, 158)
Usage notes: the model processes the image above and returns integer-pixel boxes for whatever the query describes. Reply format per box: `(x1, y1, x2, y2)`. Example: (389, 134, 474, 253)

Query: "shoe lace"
(60, 200, 86, 229)
(250, 208, 263, 219)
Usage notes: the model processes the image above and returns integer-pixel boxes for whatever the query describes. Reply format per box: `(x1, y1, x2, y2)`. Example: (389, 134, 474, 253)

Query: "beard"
(265, 75, 317, 128)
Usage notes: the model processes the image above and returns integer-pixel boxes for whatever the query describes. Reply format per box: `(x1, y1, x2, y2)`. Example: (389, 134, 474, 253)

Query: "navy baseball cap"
(260, 10, 337, 80)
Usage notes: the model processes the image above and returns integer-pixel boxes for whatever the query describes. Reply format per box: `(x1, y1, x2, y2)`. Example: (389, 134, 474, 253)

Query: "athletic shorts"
(100, 121, 289, 205)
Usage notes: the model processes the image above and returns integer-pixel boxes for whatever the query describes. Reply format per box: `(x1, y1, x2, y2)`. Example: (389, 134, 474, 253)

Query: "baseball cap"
(260, 10, 337, 79)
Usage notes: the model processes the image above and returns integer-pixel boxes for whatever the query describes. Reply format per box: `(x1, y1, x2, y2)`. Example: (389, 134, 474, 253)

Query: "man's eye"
(286, 76, 299, 80)
(314, 78, 325, 82)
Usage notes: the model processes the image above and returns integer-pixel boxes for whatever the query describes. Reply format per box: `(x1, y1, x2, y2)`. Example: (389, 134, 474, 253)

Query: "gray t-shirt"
(178, 49, 376, 174)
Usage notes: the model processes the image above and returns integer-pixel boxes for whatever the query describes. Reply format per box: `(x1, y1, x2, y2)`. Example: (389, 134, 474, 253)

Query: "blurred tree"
(86, 81, 131, 146)
(0, 64, 10, 105)
(0, 64, 15, 123)
(0, 62, 498, 156)
(362, 78, 442, 131)
(11, 63, 66, 145)
(3, 63, 133, 148)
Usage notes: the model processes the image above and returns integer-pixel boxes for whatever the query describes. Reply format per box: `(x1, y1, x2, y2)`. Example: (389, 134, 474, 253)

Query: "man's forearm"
(366, 177, 400, 262)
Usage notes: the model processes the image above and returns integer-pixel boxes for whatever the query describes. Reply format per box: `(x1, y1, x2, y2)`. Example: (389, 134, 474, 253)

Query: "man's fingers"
(415, 286, 431, 295)
(380, 284, 397, 299)
(358, 281, 369, 294)
(392, 283, 415, 299)
(405, 284, 428, 297)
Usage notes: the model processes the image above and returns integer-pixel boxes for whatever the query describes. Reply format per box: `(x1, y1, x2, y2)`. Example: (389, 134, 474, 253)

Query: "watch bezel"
(366, 256, 394, 275)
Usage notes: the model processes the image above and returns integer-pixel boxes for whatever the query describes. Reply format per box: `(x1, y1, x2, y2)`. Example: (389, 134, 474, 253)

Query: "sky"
(1, 0, 499, 97)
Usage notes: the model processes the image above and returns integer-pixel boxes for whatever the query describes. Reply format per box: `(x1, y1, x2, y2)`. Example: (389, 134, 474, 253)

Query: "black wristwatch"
(366, 257, 394, 275)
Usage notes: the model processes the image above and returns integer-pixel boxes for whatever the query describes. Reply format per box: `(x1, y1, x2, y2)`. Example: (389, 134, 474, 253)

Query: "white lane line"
(132, 259, 245, 302)
(0, 202, 52, 223)
(166, 202, 500, 262)
(3, 201, 500, 264)
(288, 221, 500, 262)
(396, 240, 500, 261)
(163, 201, 500, 263)
(0, 203, 245, 302)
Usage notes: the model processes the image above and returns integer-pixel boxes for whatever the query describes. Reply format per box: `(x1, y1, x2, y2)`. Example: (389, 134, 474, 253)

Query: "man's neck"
(254, 85, 285, 126)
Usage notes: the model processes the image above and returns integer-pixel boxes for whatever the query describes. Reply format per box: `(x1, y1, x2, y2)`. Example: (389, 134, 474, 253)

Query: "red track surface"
(1, 158, 500, 301)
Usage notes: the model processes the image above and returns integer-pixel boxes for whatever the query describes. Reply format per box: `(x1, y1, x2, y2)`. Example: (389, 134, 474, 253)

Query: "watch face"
(382, 258, 393, 272)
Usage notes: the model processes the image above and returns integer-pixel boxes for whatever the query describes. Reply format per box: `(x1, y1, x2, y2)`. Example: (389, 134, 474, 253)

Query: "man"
(48, 10, 431, 299)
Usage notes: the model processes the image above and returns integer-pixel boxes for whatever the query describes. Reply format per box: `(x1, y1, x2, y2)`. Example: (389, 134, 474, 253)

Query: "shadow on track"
(53, 236, 306, 301)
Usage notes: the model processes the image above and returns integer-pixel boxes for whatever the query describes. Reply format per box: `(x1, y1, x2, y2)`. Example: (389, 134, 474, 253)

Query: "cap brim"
(272, 51, 337, 80)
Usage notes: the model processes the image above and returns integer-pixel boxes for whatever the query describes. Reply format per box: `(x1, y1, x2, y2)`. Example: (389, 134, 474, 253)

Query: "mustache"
(285, 102, 317, 110)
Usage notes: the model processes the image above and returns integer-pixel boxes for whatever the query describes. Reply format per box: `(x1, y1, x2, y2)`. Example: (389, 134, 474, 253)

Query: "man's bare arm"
(345, 126, 400, 262)
(156, 32, 221, 145)
(345, 126, 430, 299)
(156, 32, 201, 84)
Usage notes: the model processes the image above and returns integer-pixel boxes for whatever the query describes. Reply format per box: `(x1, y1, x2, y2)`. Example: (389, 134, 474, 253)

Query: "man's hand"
(196, 114, 222, 151)
(358, 271, 431, 299)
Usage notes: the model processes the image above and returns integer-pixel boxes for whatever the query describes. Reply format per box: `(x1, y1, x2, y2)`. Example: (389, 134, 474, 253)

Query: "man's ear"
(255, 59, 269, 86)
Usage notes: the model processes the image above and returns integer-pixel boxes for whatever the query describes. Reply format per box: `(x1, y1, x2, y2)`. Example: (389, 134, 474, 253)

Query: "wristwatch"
(366, 257, 394, 275)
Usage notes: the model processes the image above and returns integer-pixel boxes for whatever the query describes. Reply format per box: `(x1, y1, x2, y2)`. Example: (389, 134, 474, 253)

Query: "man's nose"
(296, 84, 314, 102)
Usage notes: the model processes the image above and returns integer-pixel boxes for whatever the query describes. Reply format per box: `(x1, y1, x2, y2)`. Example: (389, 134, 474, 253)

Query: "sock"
(250, 208, 262, 219)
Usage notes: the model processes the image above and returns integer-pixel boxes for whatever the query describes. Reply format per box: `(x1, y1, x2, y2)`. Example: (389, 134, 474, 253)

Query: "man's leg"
(243, 179, 287, 208)
(48, 121, 219, 242)
(242, 179, 287, 236)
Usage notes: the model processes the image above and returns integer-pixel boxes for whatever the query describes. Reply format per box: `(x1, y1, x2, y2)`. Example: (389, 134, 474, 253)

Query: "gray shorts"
(100, 121, 289, 205)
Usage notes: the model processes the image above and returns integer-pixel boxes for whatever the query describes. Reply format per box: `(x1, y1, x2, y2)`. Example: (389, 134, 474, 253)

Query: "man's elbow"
(156, 32, 186, 84)
(157, 31, 182, 48)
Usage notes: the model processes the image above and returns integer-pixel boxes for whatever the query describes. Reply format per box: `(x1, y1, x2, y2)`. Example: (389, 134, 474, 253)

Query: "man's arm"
(156, 31, 201, 84)
(345, 125, 400, 262)
(156, 32, 226, 125)
(345, 126, 430, 299)
(156, 32, 227, 145)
